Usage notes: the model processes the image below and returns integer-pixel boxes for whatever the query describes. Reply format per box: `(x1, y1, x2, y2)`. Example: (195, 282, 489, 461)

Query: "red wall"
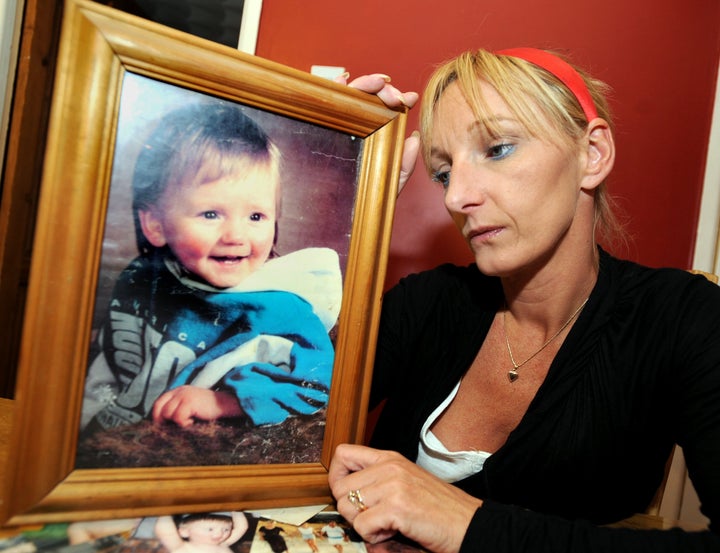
(256, 0, 720, 287)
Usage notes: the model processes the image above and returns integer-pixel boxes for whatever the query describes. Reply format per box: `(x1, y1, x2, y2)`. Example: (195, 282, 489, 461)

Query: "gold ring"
(347, 489, 367, 512)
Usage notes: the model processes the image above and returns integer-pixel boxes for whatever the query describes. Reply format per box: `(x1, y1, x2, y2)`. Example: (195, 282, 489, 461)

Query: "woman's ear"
(581, 118, 615, 191)
(138, 209, 168, 247)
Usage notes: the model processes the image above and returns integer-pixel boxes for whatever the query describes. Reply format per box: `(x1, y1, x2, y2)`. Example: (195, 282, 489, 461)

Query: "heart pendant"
(508, 369, 519, 383)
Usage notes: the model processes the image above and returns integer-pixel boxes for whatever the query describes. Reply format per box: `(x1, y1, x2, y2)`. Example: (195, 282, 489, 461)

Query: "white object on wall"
(310, 65, 346, 80)
(693, 59, 720, 274)
(237, 0, 262, 54)
(665, 110, 720, 524)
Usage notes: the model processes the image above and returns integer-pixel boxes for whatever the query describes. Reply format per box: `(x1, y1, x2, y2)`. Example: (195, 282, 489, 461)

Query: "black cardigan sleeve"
(461, 502, 720, 553)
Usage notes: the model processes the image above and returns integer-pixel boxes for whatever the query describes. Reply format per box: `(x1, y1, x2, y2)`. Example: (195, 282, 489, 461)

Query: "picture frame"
(1, 0, 406, 526)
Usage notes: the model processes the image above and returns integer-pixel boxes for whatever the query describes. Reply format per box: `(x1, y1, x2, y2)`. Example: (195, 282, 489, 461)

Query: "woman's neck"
(501, 244, 598, 333)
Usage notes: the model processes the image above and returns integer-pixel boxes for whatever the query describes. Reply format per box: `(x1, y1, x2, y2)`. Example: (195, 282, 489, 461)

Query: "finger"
(151, 391, 173, 423)
(338, 487, 399, 544)
(332, 71, 351, 85)
(153, 391, 194, 427)
(346, 75, 419, 109)
(335, 487, 361, 524)
(350, 510, 397, 545)
(347, 74, 392, 94)
(166, 401, 195, 427)
(398, 131, 420, 194)
(328, 444, 384, 486)
(402, 91, 420, 109)
(375, 84, 416, 109)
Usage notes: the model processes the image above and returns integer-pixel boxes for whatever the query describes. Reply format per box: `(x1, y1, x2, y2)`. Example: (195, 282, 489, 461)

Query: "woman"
(331, 49, 720, 552)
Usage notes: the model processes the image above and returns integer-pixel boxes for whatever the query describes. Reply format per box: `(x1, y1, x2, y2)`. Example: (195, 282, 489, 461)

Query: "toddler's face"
(140, 165, 278, 288)
(179, 520, 233, 545)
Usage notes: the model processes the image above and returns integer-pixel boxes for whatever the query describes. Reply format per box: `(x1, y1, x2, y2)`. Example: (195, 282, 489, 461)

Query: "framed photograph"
(1, 0, 406, 525)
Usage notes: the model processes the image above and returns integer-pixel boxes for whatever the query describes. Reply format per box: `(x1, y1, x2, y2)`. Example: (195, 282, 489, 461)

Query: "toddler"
(81, 100, 341, 433)
(155, 512, 247, 553)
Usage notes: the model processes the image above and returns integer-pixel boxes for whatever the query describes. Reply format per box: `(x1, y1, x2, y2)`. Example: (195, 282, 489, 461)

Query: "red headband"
(496, 47, 598, 122)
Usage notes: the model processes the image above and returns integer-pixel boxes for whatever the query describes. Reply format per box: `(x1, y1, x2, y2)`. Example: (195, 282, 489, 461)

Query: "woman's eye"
(202, 211, 219, 220)
(431, 170, 451, 188)
(487, 143, 515, 160)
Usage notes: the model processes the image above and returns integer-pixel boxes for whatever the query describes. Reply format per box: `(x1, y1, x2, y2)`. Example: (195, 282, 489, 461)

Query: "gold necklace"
(503, 297, 589, 383)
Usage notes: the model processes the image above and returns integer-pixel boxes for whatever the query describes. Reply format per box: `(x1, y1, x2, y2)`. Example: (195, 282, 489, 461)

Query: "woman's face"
(428, 81, 586, 277)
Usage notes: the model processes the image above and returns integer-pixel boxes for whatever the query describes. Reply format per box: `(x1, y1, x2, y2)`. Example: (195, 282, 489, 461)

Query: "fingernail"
(340, 71, 350, 80)
(377, 74, 392, 82)
(396, 93, 409, 107)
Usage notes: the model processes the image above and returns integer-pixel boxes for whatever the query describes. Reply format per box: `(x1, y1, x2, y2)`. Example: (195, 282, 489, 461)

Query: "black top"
(370, 249, 720, 552)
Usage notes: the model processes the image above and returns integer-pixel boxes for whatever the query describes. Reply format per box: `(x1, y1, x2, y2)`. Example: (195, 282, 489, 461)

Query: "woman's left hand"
(335, 72, 419, 110)
(328, 444, 482, 553)
(335, 73, 420, 193)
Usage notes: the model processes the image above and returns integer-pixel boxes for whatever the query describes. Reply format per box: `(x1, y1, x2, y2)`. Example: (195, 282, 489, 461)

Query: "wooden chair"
(644, 268, 719, 517)
(688, 269, 720, 284)
(646, 449, 676, 516)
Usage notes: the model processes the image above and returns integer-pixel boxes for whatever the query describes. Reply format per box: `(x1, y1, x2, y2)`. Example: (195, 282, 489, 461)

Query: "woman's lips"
(467, 226, 503, 243)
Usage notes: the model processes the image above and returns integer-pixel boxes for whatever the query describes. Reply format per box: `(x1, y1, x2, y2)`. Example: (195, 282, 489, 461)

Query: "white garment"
(416, 381, 491, 483)
(171, 247, 343, 332)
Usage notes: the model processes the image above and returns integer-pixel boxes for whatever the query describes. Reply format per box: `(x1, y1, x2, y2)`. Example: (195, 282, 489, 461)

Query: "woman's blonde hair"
(419, 48, 623, 246)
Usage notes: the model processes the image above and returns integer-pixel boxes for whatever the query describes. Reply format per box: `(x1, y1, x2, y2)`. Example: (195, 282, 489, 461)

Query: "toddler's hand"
(152, 386, 243, 427)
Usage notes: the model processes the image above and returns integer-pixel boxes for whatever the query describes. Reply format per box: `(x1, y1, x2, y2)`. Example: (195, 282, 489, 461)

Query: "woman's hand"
(336, 73, 419, 109)
(336, 73, 420, 193)
(328, 444, 482, 553)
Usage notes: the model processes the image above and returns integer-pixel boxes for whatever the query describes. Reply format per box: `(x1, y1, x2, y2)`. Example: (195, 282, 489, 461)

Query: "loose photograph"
(250, 512, 365, 553)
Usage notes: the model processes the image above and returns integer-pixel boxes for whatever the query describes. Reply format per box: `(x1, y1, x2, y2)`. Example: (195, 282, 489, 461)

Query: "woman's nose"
(443, 162, 484, 214)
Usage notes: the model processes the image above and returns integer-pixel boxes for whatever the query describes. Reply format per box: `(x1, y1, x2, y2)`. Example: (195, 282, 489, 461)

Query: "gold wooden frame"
(1, 0, 406, 525)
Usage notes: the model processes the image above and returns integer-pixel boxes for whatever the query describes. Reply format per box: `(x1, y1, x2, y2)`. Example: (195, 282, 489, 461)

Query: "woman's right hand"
(336, 73, 420, 193)
(328, 443, 482, 553)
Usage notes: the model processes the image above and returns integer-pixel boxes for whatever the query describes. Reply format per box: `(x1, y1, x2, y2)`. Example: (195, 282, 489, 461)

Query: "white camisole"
(416, 382, 491, 482)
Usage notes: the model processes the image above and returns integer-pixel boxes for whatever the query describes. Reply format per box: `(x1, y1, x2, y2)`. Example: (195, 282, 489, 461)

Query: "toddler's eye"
(431, 170, 451, 188)
(487, 143, 515, 160)
(202, 211, 219, 220)
(249, 212, 265, 222)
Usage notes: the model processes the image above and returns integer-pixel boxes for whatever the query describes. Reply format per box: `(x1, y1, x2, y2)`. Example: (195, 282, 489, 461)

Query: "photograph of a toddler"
(76, 73, 360, 468)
